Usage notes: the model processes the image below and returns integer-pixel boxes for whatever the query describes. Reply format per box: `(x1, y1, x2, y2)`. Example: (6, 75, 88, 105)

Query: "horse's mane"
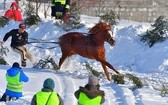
(88, 22, 110, 35)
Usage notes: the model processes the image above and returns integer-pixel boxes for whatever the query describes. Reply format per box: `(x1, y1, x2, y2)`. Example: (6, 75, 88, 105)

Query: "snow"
(0, 2, 168, 105)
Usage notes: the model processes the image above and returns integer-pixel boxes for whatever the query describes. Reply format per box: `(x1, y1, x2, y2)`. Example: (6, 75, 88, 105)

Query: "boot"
(0, 94, 11, 102)
(21, 60, 26, 67)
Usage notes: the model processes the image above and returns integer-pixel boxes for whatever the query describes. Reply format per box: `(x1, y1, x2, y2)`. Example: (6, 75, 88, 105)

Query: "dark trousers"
(0, 93, 18, 102)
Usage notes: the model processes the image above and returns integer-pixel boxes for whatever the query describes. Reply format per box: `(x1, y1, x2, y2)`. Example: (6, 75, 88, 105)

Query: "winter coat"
(4, 2, 23, 21)
(74, 84, 105, 105)
(3, 29, 28, 47)
(5, 67, 29, 98)
(51, 0, 70, 17)
(31, 88, 63, 105)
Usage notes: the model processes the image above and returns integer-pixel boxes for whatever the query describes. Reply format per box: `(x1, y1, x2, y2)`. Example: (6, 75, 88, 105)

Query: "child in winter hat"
(43, 78, 55, 90)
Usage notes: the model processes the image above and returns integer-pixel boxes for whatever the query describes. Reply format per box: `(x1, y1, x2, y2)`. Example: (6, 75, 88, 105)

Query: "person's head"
(88, 75, 99, 86)
(10, 2, 18, 10)
(12, 62, 21, 69)
(43, 78, 55, 90)
(19, 23, 26, 33)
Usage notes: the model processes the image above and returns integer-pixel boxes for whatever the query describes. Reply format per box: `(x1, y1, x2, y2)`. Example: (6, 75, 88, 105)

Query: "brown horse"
(58, 22, 121, 81)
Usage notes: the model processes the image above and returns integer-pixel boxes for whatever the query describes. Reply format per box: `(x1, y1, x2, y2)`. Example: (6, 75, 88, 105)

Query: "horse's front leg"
(101, 63, 111, 81)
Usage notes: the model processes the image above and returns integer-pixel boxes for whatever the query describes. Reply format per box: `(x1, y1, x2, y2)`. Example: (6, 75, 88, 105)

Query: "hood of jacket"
(79, 86, 104, 99)
(10, 2, 19, 9)
(41, 88, 54, 92)
(7, 67, 20, 77)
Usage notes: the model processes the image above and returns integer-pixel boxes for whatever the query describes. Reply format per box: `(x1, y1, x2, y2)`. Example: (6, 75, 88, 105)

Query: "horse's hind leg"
(96, 58, 120, 77)
(101, 63, 111, 81)
(58, 50, 73, 69)
(59, 54, 68, 69)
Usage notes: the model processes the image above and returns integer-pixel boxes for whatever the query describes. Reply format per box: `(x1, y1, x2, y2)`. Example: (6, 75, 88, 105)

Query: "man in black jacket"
(1, 23, 32, 67)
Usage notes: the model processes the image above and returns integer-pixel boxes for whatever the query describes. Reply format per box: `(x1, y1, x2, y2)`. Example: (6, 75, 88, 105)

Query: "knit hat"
(12, 62, 21, 69)
(88, 75, 99, 85)
(43, 78, 55, 90)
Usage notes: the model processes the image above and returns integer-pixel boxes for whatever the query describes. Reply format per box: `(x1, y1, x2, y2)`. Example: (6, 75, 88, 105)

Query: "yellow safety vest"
(6, 72, 23, 92)
(36, 91, 60, 105)
(55, 0, 66, 5)
(52, 0, 70, 9)
(78, 92, 102, 105)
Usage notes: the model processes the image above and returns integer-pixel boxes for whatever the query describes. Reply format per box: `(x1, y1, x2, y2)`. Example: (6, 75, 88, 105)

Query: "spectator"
(4, 2, 23, 21)
(31, 78, 63, 105)
(51, 0, 71, 22)
(0, 62, 29, 102)
(74, 75, 105, 105)
(1, 23, 33, 67)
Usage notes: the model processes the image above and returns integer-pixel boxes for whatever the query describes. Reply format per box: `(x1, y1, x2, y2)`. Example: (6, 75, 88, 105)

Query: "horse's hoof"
(107, 77, 111, 81)
(53, 66, 60, 70)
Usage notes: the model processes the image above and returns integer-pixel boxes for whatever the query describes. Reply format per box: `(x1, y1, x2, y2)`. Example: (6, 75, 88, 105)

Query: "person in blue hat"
(0, 62, 29, 102)
(31, 78, 63, 105)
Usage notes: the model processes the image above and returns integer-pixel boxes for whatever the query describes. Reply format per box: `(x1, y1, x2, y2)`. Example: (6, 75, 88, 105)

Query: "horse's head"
(89, 22, 115, 46)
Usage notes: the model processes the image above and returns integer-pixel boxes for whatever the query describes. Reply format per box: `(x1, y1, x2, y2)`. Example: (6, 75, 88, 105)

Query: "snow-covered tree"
(140, 16, 168, 47)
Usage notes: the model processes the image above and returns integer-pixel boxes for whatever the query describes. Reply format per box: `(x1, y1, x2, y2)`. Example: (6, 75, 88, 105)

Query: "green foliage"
(160, 84, 168, 97)
(84, 61, 143, 90)
(0, 16, 9, 27)
(125, 73, 143, 89)
(33, 56, 59, 70)
(0, 58, 8, 65)
(0, 45, 9, 65)
(99, 10, 118, 25)
(84, 61, 102, 77)
(111, 74, 125, 84)
(24, 3, 41, 26)
(25, 14, 41, 26)
(140, 16, 168, 47)
(69, 1, 81, 15)
(111, 73, 143, 90)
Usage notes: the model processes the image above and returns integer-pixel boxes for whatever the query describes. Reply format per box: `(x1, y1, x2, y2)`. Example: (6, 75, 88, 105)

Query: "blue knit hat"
(43, 78, 55, 90)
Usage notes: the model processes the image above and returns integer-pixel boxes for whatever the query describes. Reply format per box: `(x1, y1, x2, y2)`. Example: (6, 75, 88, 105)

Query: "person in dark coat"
(4, 2, 23, 21)
(0, 62, 29, 102)
(1, 23, 33, 67)
(31, 78, 63, 105)
(51, 0, 71, 22)
(74, 75, 105, 105)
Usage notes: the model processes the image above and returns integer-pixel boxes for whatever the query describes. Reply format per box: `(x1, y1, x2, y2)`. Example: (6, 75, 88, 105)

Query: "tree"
(140, 16, 168, 47)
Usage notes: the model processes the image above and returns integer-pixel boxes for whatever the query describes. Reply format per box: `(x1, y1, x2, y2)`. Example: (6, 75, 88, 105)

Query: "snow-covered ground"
(0, 1, 168, 105)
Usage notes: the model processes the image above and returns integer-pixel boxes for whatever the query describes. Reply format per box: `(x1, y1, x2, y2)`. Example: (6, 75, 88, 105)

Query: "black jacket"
(74, 84, 105, 104)
(31, 88, 63, 105)
(3, 29, 28, 47)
